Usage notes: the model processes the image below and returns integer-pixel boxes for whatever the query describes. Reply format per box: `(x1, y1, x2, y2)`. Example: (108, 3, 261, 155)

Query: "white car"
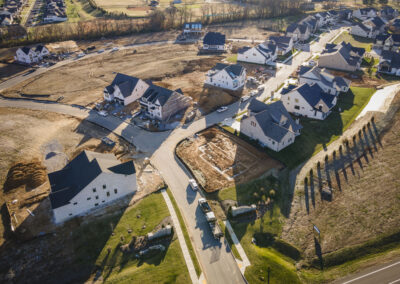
(77, 53, 86, 58)
(111, 47, 119, 52)
(241, 95, 250, 102)
(217, 106, 228, 113)
(309, 60, 316, 66)
(98, 110, 108, 117)
(257, 85, 265, 92)
(250, 90, 258, 97)
(189, 179, 199, 191)
(97, 49, 105, 53)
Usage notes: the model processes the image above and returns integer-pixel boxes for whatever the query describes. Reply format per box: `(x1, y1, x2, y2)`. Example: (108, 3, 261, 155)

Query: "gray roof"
(285, 83, 336, 110)
(300, 66, 351, 90)
(210, 63, 245, 79)
(269, 36, 292, 50)
(49, 151, 135, 209)
(380, 50, 400, 69)
(247, 100, 302, 143)
(238, 46, 251, 54)
(354, 22, 371, 33)
(141, 84, 176, 106)
(322, 42, 365, 67)
(106, 73, 140, 98)
(370, 16, 386, 28)
(203, 32, 225, 45)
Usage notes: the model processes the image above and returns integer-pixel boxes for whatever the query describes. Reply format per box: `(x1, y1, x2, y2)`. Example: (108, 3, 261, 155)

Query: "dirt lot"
(176, 127, 283, 192)
(281, 100, 400, 263)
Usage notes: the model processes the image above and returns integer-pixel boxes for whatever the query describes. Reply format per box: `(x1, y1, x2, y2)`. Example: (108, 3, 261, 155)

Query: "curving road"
(0, 26, 344, 284)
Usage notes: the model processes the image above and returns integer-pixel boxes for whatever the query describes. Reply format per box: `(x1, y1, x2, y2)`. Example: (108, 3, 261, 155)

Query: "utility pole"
(267, 267, 270, 284)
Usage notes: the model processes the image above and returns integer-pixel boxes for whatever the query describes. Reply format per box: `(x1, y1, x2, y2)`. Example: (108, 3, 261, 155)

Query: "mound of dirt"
(182, 57, 221, 74)
(4, 159, 47, 191)
(198, 88, 236, 113)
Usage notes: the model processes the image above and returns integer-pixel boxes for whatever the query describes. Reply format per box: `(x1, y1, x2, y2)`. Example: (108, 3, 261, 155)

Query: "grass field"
(65, 0, 103, 21)
(72, 192, 191, 283)
(333, 31, 374, 52)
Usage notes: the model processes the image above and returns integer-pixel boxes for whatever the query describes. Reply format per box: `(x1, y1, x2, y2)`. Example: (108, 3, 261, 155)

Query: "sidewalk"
(224, 220, 251, 274)
(161, 189, 198, 284)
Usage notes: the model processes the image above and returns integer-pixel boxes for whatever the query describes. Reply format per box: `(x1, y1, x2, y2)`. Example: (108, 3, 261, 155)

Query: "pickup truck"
(198, 198, 223, 240)
(189, 179, 199, 191)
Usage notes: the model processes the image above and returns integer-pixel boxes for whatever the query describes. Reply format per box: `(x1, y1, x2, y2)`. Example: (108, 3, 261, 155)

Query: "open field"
(176, 127, 283, 192)
(333, 31, 374, 52)
(65, 0, 101, 22)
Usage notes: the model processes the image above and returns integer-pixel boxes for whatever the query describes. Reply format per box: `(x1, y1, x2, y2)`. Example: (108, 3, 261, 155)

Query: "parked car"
(257, 85, 265, 92)
(111, 47, 119, 52)
(309, 60, 316, 66)
(97, 49, 105, 53)
(241, 95, 250, 102)
(217, 106, 228, 113)
(98, 110, 108, 117)
(189, 179, 199, 191)
(77, 53, 85, 58)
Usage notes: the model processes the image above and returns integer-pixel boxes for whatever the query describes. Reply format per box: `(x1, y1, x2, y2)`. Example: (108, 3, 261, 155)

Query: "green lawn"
(333, 32, 374, 52)
(226, 54, 238, 63)
(72, 192, 191, 283)
(216, 176, 302, 284)
(166, 189, 202, 277)
(249, 87, 375, 169)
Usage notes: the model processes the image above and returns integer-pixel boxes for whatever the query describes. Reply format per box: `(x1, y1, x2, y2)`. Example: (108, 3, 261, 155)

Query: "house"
(205, 63, 246, 90)
(240, 100, 302, 152)
(338, 9, 353, 21)
(140, 84, 192, 121)
(363, 16, 387, 35)
(0, 14, 13, 26)
(202, 32, 226, 52)
(390, 18, 400, 33)
(378, 50, 400, 76)
(298, 66, 351, 95)
(286, 22, 311, 42)
(350, 22, 374, 38)
(269, 36, 294, 55)
(281, 83, 337, 120)
(237, 41, 277, 65)
(380, 6, 398, 20)
(353, 8, 377, 21)
(300, 15, 319, 33)
(318, 42, 365, 72)
(48, 151, 136, 224)
(375, 33, 400, 51)
(183, 22, 202, 35)
(14, 45, 50, 64)
(104, 73, 149, 106)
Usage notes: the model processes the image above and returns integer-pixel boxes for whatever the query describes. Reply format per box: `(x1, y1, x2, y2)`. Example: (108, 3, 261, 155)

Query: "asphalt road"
(335, 259, 400, 284)
(0, 27, 344, 284)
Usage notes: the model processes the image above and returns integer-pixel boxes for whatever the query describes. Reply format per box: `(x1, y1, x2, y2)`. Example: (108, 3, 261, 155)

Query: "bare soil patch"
(176, 126, 283, 192)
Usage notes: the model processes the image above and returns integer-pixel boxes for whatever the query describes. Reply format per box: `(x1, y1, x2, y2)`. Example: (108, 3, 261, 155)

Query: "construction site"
(176, 127, 283, 192)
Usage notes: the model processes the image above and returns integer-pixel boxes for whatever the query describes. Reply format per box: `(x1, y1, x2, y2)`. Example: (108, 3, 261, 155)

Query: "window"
(87, 197, 91, 200)
(93, 188, 96, 193)
(103, 185, 106, 189)
(294, 105, 300, 110)
(73, 202, 77, 205)
(107, 192, 110, 197)
(95, 203, 99, 206)
(272, 141, 275, 145)
(102, 200, 105, 203)
(69, 213, 73, 216)
(114, 189, 118, 194)
(287, 97, 290, 101)
(95, 195, 99, 200)
(251, 121, 256, 127)
(295, 98, 299, 103)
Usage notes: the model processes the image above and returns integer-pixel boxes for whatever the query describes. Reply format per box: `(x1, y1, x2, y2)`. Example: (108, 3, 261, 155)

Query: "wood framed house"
(240, 100, 302, 152)
(104, 73, 149, 106)
(281, 83, 337, 120)
(205, 63, 246, 91)
(49, 151, 137, 224)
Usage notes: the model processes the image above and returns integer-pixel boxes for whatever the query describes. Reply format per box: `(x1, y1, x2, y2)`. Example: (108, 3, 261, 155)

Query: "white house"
(351, 22, 374, 38)
(363, 16, 387, 35)
(202, 32, 226, 52)
(298, 66, 351, 95)
(375, 33, 400, 51)
(353, 8, 377, 21)
(281, 83, 337, 120)
(286, 23, 311, 42)
(378, 50, 400, 76)
(14, 45, 50, 64)
(183, 22, 202, 35)
(240, 100, 302, 152)
(205, 63, 246, 91)
(269, 36, 294, 55)
(104, 73, 149, 106)
(139, 84, 192, 121)
(237, 41, 277, 65)
(48, 151, 137, 224)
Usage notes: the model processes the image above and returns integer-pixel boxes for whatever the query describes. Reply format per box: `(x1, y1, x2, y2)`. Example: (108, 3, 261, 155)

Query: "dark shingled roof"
(380, 50, 400, 69)
(247, 100, 302, 143)
(322, 42, 365, 67)
(105, 73, 141, 98)
(238, 46, 251, 54)
(142, 84, 176, 106)
(285, 83, 336, 110)
(210, 63, 245, 79)
(203, 32, 225, 45)
(21, 46, 31, 54)
(354, 22, 371, 33)
(49, 151, 135, 209)
(300, 66, 351, 90)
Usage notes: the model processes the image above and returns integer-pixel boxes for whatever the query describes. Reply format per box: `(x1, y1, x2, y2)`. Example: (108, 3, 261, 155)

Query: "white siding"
(237, 47, 271, 65)
(53, 172, 136, 224)
(205, 69, 246, 90)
